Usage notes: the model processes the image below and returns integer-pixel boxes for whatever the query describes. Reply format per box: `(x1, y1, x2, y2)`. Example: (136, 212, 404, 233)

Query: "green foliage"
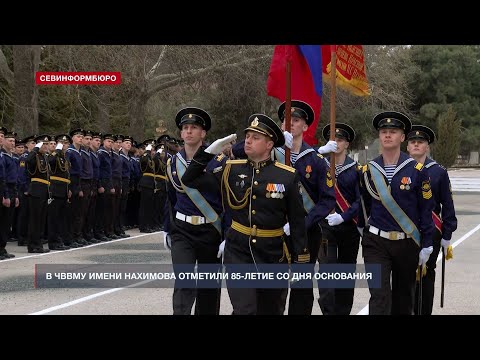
(433, 106, 461, 168)
(409, 45, 480, 154)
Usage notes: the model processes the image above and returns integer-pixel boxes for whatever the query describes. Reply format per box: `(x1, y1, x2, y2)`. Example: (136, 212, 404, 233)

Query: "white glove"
(163, 233, 172, 250)
(217, 240, 226, 258)
(326, 212, 344, 226)
(145, 144, 153, 151)
(441, 239, 450, 252)
(56, 143, 63, 150)
(418, 246, 434, 266)
(318, 140, 338, 154)
(35, 141, 44, 149)
(357, 227, 364, 236)
(283, 131, 293, 149)
(283, 223, 290, 236)
(157, 148, 163, 154)
(205, 134, 237, 155)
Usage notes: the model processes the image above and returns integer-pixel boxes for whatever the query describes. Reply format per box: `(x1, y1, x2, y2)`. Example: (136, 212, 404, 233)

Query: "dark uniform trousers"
(0, 185, 16, 251)
(47, 195, 69, 246)
(95, 179, 114, 237)
(317, 220, 360, 315)
(362, 230, 419, 315)
(16, 192, 30, 245)
(119, 178, 130, 231)
(70, 175, 84, 240)
(28, 194, 48, 250)
(414, 228, 442, 315)
(288, 224, 323, 315)
(224, 231, 289, 316)
(138, 186, 154, 231)
(170, 218, 221, 315)
(112, 177, 122, 235)
(85, 180, 98, 239)
(79, 179, 92, 239)
(153, 181, 167, 230)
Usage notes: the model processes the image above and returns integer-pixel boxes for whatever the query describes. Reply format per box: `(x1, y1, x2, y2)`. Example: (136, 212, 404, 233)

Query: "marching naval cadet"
(406, 125, 457, 315)
(165, 107, 224, 315)
(182, 113, 310, 315)
(359, 111, 435, 315)
(317, 122, 362, 315)
(276, 100, 336, 315)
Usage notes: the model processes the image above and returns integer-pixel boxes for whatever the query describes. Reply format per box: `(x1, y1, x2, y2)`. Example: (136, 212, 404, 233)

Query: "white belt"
(175, 211, 209, 225)
(369, 225, 409, 241)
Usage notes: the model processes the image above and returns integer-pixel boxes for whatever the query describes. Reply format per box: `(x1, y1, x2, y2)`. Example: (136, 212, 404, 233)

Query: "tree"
(433, 106, 461, 168)
(408, 45, 480, 154)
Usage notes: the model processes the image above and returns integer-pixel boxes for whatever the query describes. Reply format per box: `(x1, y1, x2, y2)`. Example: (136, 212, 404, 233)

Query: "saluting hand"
(205, 134, 237, 155)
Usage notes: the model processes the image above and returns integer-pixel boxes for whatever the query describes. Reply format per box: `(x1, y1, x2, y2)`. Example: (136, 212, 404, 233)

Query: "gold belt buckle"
(190, 216, 201, 225)
(389, 232, 399, 240)
(251, 227, 257, 237)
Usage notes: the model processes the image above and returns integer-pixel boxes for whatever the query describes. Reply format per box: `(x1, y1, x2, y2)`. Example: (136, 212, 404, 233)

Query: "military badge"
(326, 171, 333, 188)
(422, 180, 433, 199)
(305, 165, 312, 179)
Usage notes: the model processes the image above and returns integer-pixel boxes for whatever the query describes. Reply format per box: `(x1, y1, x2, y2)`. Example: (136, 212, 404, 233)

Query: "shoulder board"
(316, 153, 324, 159)
(274, 161, 295, 173)
(215, 153, 226, 161)
(415, 163, 424, 171)
(226, 159, 247, 165)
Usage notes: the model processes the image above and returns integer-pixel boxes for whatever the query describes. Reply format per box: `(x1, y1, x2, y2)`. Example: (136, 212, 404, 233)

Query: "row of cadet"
(160, 103, 456, 316)
(0, 129, 183, 257)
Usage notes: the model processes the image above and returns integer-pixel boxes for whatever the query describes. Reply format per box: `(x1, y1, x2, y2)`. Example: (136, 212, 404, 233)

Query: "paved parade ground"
(1, 169, 479, 315)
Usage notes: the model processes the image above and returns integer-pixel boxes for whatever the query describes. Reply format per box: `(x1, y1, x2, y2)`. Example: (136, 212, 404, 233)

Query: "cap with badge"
(277, 100, 315, 126)
(0, 126, 7, 135)
(122, 135, 134, 143)
(244, 113, 285, 147)
(372, 111, 412, 134)
(115, 134, 125, 142)
(322, 122, 356, 143)
(142, 139, 156, 148)
(22, 135, 36, 144)
(34, 134, 53, 143)
(4, 131, 18, 139)
(157, 134, 171, 144)
(175, 107, 211, 131)
(91, 131, 102, 140)
(407, 125, 435, 144)
(101, 133, 116, 141)
(69, 128, 86, 137)
(54, 134, 72, 144)
(84, 130, 95, 138)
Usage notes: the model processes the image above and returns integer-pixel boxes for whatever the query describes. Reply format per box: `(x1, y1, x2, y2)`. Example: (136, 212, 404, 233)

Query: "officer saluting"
(182, 113, 309, 315)
(407, 125, 457, 315)
(47, 135, 72, 250)
(25, 135, 52, 253)
(359, 111, 435, 315)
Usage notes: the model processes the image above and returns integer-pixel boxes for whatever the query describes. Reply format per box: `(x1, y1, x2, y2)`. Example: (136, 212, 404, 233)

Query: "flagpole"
(329, 45, 337, 183)
(285, 46, 292, 166)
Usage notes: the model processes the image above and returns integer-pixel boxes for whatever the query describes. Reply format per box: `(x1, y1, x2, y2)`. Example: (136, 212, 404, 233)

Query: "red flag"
(322, 45, 370, 97)
(267, 45, 322, 146)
